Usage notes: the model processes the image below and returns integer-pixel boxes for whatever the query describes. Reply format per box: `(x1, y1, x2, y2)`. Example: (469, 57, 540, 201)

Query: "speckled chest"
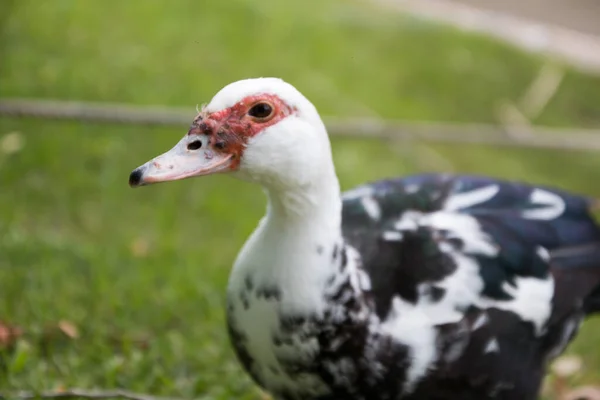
(225, 269, 340, 390)
(224, 264, 409, 400)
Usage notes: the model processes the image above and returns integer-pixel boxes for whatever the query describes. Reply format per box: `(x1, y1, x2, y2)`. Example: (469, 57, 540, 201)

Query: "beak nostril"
(187, 140, 202, 151)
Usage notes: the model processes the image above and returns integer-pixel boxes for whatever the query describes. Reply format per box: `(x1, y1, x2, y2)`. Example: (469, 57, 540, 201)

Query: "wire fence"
(2, 97, 600, 152)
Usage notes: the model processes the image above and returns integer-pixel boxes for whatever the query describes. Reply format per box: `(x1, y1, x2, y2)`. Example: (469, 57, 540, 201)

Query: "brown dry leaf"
(54, 384, 66, 393)
(551, 355, 583, 378)
(130, 237, 150, 258)
(561, 385, 600, 400)
(0, 321, 23, 347)
(1, 131, 25, 155)
(58, 320, 79, 339)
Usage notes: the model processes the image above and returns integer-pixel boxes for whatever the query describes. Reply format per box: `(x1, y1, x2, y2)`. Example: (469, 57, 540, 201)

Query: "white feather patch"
(484, 338, 500, 353)
(361, 196, 381, 221)
(420, 212, 499, 257)
(415, 252, 485, 325)
(444, 185, 499, 211)
(536, 246, 551, 262)
(394, 210, 422, 231)
(523, 189, 566, 220)
(472, 313, 489, 331)
(405, 184, 420, 194)
(382, 230, 403, 241)
(380, 296, 438, 393)
(478, 275, 554, 335)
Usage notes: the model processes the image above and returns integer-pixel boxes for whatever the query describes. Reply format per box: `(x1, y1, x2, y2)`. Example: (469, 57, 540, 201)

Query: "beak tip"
(129, 168, 144, 188)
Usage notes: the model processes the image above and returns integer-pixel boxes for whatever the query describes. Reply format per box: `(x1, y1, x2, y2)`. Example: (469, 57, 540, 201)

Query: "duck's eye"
(248, 103, 273, 120)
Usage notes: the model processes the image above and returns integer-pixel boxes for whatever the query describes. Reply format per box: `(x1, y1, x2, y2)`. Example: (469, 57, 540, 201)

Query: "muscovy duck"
(129, 78, 600, 400)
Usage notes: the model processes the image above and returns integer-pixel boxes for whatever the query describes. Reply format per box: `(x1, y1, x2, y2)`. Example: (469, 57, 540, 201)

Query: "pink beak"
(129, 134, 233, 187)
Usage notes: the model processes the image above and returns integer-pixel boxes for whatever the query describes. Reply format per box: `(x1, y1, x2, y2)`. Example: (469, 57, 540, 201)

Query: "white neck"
(225, 161, 347, 396)
(228, 162, 344, 314)
(264, 168, 342, 228)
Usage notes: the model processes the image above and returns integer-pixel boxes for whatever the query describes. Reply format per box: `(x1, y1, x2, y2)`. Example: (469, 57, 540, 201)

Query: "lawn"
(1, 0, 600, 398)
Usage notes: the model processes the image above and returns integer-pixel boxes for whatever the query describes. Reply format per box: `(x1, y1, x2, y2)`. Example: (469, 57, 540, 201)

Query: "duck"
(128, 77, 600, 400)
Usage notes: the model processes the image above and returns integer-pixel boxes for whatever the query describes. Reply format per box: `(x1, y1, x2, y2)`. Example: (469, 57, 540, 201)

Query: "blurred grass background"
(1, 0, 600, 398)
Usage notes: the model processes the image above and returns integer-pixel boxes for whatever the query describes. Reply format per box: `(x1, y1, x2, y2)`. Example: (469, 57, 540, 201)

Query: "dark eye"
(187, 140, 202, 150)
(248, 102, 273, 119)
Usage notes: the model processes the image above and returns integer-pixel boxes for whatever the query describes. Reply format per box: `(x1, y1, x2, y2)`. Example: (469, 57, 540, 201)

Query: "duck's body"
(227, 173, 600, 400)
(130, 78, 600, 400)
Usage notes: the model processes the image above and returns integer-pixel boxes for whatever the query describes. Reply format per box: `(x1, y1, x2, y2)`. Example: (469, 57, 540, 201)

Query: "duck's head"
(129, 78, 333, 191)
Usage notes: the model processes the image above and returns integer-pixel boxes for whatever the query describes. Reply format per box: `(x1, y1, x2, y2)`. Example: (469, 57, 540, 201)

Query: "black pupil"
(187, 140, 202, 150)
(249, 103, 272, 119)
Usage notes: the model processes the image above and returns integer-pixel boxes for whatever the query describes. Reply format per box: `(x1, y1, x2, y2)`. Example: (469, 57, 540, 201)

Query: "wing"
(341, 173, 600, 328)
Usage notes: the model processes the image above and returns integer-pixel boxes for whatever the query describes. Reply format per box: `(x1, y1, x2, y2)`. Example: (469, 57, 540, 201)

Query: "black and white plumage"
(129, 78, 600, 400)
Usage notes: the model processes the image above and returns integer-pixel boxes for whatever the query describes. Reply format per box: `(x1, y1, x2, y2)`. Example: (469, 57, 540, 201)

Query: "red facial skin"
(187, 94, 296, 169)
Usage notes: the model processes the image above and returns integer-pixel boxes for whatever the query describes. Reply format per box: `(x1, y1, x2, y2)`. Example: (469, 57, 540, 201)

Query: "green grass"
(1, 0, 600, 398)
